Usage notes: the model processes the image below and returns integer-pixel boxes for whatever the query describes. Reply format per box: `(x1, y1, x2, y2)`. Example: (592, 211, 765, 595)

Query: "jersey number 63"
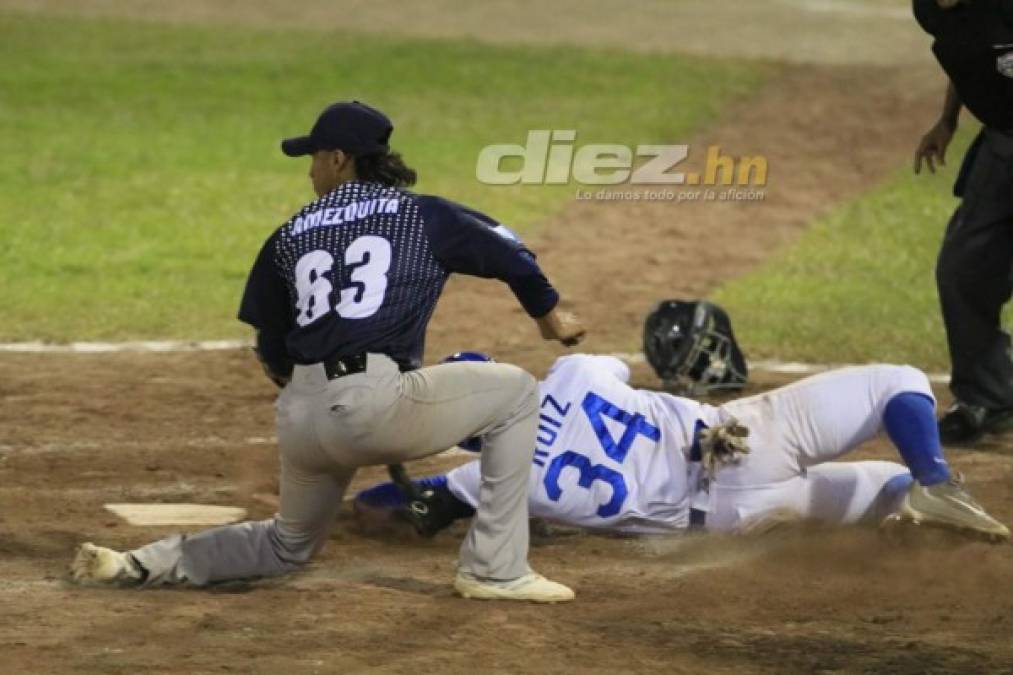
(294, 236, 392, 326)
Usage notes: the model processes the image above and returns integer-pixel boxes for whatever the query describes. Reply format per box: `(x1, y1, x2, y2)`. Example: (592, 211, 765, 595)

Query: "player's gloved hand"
(536, 308, 587, 347)
(699, 419, 750, 479)
(913, 117, 956, 175)
(386, 464, 474, 538)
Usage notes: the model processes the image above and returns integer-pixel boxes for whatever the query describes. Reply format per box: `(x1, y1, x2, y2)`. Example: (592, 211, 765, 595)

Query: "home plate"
(104, 503, 247, 526)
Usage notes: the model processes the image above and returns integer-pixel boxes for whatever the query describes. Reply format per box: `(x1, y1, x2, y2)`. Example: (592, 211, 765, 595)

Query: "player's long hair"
(355, 150, 418, 188)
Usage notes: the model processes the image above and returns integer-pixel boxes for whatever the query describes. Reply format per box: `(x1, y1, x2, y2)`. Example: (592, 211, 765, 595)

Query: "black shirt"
(238, 180, 559, 369)
(914, 0, 1013, 131)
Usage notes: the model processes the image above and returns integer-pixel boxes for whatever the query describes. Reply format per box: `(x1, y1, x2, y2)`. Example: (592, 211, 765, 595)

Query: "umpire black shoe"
(938, 401, 1013, 446)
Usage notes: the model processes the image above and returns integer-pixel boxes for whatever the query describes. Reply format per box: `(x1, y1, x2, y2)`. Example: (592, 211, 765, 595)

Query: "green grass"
(714, 130, 982, 371)
(0, 12, 767, 341)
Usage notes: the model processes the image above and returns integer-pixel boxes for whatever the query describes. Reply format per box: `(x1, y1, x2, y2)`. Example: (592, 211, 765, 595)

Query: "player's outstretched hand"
(536, 309, 586, 347)
(914, 118, 956, 175)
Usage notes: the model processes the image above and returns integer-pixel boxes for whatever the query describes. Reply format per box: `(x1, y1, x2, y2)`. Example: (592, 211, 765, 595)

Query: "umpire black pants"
(936, 128, 1013, 410)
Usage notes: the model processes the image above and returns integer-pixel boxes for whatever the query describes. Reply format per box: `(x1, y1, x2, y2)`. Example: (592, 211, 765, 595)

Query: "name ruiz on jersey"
(533, 394, 573, 467)
(290, 198, 401, 236)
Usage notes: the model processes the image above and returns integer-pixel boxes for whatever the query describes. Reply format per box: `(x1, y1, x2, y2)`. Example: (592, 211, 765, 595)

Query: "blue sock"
(355, 474, 459, 509)
(355, 481, 407, 508)
(883, 393, 951, 486)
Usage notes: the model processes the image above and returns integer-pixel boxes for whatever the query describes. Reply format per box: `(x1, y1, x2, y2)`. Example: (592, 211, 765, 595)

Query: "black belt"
(688, 419, 708, 530)
(321, 353, 414, 380)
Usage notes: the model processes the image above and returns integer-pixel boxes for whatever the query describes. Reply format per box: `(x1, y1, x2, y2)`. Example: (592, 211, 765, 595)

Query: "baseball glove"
(698, 420, 750, 479)
(386, 464, 473, 538)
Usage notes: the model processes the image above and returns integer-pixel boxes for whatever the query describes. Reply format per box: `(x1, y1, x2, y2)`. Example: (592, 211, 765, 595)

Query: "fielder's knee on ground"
(130, 517, 326, 587)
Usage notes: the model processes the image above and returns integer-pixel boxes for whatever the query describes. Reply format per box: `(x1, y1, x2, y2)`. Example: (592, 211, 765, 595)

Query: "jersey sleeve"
(238, 230, 293, 368)
(912, 0, 941, 34)
(238, 230, 291, 330)
(445, 459, 482, 508)
(417, 195, 560, 318)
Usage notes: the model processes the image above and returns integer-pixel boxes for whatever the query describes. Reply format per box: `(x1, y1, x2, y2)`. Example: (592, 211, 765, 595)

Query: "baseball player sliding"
(70, 100, 585, 602)
(356, 353, 1010, 541)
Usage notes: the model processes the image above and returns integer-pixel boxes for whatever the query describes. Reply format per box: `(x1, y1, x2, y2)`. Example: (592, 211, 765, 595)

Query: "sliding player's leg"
(716, 365, 1006, 539)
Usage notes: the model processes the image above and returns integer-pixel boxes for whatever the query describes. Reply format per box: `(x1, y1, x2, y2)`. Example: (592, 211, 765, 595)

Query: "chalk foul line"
(0, 340, 950, 382)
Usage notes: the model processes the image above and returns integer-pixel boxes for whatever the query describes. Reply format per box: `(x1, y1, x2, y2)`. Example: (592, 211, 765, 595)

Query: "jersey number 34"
(294, 237, 392, 326)
(543, 392, 661, 518)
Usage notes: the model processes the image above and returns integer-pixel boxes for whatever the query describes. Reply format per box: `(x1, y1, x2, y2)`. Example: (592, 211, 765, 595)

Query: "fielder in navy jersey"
(72, 100, 584, 603)
(241, 180, 561, 373)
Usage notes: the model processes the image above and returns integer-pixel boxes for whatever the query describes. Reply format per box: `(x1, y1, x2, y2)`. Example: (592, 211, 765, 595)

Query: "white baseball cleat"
(454, 570, 575, 603)
(70, 542, 144, 586)
(894, 476, 1010, 543)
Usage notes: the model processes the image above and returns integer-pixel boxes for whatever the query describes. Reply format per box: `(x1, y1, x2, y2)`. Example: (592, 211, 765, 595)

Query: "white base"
(104, 503, 247, 526)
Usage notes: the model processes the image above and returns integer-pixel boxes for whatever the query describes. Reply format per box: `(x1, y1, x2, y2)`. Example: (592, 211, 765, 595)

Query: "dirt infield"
(2, 350, 1012, 674)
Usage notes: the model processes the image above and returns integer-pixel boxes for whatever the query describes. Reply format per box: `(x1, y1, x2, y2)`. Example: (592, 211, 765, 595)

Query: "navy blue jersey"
(914, 0, 1013, 132)
(238, 180, 558, 369)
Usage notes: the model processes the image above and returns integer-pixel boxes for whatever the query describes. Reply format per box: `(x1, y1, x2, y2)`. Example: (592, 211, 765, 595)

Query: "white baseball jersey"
(447, 355, 711, 534)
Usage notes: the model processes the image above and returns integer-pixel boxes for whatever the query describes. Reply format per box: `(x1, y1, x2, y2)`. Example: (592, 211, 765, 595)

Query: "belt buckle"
(334, 359, 349, 377)
(326, 353, 367, 380)
(324, 356, 349, 380)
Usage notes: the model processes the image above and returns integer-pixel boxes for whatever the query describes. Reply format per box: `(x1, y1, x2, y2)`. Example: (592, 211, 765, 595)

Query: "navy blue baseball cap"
(281, 100, 393, 157)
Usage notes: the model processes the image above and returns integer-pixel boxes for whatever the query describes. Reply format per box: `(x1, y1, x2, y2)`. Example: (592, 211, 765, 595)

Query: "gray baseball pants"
(129, 354, 539, 586)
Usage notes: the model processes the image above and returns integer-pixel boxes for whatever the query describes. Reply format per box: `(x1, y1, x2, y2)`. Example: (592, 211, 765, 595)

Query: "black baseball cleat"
(938, 401, 1013, 446)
